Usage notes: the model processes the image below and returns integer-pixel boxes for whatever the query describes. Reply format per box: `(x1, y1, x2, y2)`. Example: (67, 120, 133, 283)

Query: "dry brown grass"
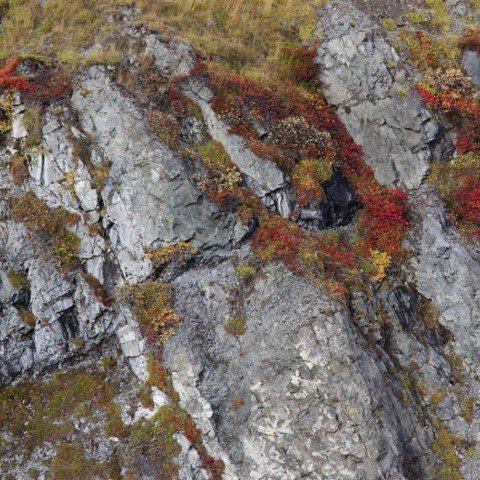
(135, 0, 317, 72)
(0, 0, 320, 76)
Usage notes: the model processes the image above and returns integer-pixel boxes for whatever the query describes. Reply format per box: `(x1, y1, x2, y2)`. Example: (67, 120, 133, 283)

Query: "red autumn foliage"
(458, 29, 480, 53)
(416, 84, 480, 117)
(359, 189, 409, 257)
(453, 177, 480, 224)
(280, 45, 319, 87)
(416, 85, 441, 110)
(208, 67, 410, 260)
(25, 71, 71, 102)
(168, 414, 200, 443)
(253, 215, 303, 270)
(166, 86, 200, 117)
(253, 215, 357, 276)
(0, 57, 71, 101)
(455, 120, 480, 154)
(315, 234, 356, 271)
(0, 58, 35, 92)
(200, 456, 225, 479)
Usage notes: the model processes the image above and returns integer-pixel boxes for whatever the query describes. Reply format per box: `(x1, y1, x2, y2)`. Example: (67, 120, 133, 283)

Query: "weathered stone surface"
(316, 0, 444, 190)
(3, 20, 480, 480)
(463, 49, 480, 88)
(144, 34, 196, 77)
(411, 186, 480, 365)
(183, 80, 293, 218)
(72, 67, 245, 282)
(165, 255, 430, 480)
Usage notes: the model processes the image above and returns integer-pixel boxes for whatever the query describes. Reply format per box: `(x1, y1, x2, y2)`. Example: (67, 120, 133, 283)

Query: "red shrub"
(455, 120, 480, 154)
(416, 85, 441, 110)
(168, 414, 200, 443)
(25, 72, 71, 102)
(359, 189, 409, 257)
(315, 234, 356, 271)
(253, 215, 304, 270)
(453, 177, 480, 224)
(200, 456, 225, 479)
(280, 45, 319, 87)
(458, 29, 480, 53)
(0, 58, 71, 101)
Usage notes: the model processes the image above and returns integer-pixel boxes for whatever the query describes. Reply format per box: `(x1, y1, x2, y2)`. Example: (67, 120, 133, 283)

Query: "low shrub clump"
(195, 139, 246, 210)
(147, 242, 198, 270)
(123, 282, 181, 346)
(0, 367, 116, 457)
(429, 154, 480, 240)
(12, 191, 81, 270)
(224, 316, 246, 336)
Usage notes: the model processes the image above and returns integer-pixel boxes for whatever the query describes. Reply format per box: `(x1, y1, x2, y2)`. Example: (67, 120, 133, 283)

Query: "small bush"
(146, 110, 181, 150)
(19, 309, 37, 327)
(147, 242, 197, 269)
(124, 282, 181, 346)
(405, 11, 428, 24)
(12, 192, 81, 270)
(236, 265, 257, 278)
(369, 250, 391, 282)
(224, 317, 246, 336)
(195, 140, 245, 208)
(291, 159, 331, 207)
(459, 29, 480, 53)
(382, 18, 397, 31)
(7, 269, 28, 288)
(91, 161, 111, 193)
(10, 153, 29, 186)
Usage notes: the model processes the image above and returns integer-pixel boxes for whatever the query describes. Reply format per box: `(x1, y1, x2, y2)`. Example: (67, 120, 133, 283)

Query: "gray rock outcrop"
(164, 256, 431, 480)
(316, 0, 443, 190)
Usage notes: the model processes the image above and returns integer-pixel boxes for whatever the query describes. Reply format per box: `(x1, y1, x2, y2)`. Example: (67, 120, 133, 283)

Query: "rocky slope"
(2, 1, 480, 479)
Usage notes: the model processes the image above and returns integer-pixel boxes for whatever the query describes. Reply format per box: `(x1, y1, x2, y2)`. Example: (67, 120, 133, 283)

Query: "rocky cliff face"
(2, 1, 480, 479)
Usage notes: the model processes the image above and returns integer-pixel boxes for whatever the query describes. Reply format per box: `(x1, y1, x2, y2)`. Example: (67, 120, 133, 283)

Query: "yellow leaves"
(147, 242, 198, 268)
(369, 249, 391, 282)
(0, 93, 14, 134)
(125, 281, 181, 346)
(292, 158, 331, 207)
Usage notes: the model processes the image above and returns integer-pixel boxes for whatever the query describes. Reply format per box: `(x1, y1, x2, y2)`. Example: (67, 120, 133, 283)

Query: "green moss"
(0, 93, 14, 135)
(124, 406, 182, 479)
(405, 11, 428, 24)
(198, 140, 235, 170)
(0, 367, 117, 457)
(432, 426, 463, 480)
(52, 443, 120, 480)
(224, 316, 246, 336)
(236, 265, 257, 278)
(105, 402, 129, 439)
(12, 191, 81, 270)
(382, 18, 397, 31)
(7, 269, 28, 288)
(22, 104, 44, 147)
